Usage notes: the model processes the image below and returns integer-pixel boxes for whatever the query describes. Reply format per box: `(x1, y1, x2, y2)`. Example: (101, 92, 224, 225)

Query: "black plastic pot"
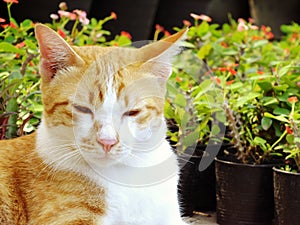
(177, 145, 218, 216)
(215, 158, 275, 225)
(273, 167, 300, 225)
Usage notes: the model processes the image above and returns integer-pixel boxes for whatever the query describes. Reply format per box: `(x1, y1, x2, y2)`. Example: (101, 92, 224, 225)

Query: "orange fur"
(0, 133, 106, 224)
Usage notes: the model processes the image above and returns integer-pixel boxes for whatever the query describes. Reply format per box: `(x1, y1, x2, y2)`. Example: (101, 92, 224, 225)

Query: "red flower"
(155, 24, 164, 32)
(110, 12, 117, 20)
(285, 126, 293, 134)
(212, 77, 221, 85)
(15, 41, 25, 48)
(3, 0, 19, 3)
(218, 67, 227, 72)
(257, 70, 264, 75)
(120, 31, 132, 39)
(228, 68, 237, 75)
(220, 41, 228, 48)
(9, 21, 17, 28)
(288, 96, 298, 103)
(164, 31, 171, 36)
(226, 80, 235, 85)
(57, 28, 66, 39)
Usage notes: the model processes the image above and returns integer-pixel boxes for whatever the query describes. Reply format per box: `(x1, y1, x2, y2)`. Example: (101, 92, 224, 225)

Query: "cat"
(0, 24, 188, 225)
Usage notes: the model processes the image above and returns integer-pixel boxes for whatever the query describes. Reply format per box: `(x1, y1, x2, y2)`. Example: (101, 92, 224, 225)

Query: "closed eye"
(73, 105, 93, 114)
(123, 109, 141, 117)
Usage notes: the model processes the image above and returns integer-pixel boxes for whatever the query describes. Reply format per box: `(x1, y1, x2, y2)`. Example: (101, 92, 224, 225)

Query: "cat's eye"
(124, 109, 141, 117)
(73, 105, 93, 114)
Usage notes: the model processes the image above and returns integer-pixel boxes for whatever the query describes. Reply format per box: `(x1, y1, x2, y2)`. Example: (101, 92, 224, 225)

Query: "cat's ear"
(139, 28, 188, 80)
(35, 24, 84, 82)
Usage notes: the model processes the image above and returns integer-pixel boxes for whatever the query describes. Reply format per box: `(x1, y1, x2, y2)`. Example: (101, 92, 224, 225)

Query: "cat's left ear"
(139, 28, 188, 80)
(35, 24, 85, 82)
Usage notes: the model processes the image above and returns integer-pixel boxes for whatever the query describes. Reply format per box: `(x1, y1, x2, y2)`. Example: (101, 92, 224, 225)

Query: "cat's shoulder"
(0, 132, 36, 154)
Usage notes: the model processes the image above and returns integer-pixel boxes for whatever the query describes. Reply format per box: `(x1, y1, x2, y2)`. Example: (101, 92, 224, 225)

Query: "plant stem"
(270, 130, 287, 150)
(71, 19, 79, 39)
(7, 3, 12, 22)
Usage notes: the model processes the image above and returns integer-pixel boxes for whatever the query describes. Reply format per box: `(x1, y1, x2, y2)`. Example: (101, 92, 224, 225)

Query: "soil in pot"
(215, 157, 275, 225)
(273, 167, 300, 225)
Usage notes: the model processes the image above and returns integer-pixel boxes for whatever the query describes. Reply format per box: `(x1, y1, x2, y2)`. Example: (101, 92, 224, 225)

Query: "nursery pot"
(178, 144, 219, 216)
(273, 167, 300, 225)
(215, 158, 275, 225)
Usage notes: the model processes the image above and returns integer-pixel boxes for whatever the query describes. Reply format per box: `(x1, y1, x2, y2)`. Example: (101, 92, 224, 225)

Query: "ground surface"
(183, 212, 218, 225)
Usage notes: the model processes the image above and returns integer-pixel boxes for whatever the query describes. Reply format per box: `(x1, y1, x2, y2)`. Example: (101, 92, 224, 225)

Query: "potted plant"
(165, 14, 300, 223)
(210, 20, 300, 224)
(266, 80, 300, 224)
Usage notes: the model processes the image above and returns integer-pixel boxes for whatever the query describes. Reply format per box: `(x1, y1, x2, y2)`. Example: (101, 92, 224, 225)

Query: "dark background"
(1, 0, 300, 40)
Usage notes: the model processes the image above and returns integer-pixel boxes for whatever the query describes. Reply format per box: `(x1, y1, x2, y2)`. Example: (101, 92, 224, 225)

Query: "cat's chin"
(79, 147, 130, 169)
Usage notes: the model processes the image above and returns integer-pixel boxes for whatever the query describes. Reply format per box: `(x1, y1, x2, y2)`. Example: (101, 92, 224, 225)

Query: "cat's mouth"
(78, 145, 130, 165)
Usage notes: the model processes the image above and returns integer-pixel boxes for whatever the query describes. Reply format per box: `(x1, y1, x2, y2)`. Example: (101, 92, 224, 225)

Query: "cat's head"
(35, 24, 186, 169)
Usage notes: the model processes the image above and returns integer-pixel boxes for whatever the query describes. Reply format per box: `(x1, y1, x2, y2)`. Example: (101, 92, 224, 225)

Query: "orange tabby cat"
(0, 24, 188, 225)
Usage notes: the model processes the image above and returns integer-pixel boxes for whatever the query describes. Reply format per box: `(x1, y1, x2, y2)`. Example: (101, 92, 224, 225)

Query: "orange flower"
(120, 31, 132, 39)
(220, 41, 228, 48)
(183, 20, 191, 27)
(257, 70, 264, 75)
(288, 96, 298, 103)
(164, 31, 171, 36)
(226, 80, 235, 85)
(110, 12, 117, 20)
(0, 18, 5, 23)
(15, 41, 25, 48)
(3, 0, 19, 3)
(175, 76, 183, 82)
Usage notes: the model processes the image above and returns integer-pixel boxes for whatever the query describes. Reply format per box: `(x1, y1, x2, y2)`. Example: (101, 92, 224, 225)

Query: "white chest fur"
(97, 166, 186, 225)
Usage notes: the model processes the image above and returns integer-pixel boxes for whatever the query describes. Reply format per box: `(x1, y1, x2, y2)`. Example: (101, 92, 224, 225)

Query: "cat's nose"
(97, 138, 118, 153)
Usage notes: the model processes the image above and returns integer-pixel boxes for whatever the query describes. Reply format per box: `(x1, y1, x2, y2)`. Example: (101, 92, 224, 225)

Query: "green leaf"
(211, 124, 221, 136)
(194, 79, 213, 99)
(264, 112, 289, 123)
(254, 136, 267, 144)
(286, 134, 294, 144)
(261, 117, 272, 130)
(182, 128, 200, 148)
(174, 93, 187, 107)
(236, 93, 260, 107)
(252, 40, 268, 48)
(197, 43, 212, 59)
(0, 42, 23, 53)
(273, 108, 290, 116)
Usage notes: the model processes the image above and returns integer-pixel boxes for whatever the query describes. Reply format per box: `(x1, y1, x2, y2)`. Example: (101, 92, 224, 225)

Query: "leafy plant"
(165, 14, 300, 166)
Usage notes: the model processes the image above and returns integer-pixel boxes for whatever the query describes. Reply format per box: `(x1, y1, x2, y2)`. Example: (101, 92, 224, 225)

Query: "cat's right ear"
(35, 24, 84, 82)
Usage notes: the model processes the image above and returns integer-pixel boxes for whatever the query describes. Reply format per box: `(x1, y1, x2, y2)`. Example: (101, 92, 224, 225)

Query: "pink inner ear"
(35, 24, 84, 82)
(40, 59, 57, 81)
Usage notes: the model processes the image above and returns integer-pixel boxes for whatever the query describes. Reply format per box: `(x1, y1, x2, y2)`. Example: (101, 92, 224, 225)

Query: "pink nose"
(97, 138, 118, 153)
